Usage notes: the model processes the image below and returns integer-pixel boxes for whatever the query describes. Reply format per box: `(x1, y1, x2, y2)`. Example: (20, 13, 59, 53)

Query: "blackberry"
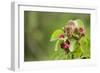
(60, 40, 70, 53)
(59, 34, 64, 38)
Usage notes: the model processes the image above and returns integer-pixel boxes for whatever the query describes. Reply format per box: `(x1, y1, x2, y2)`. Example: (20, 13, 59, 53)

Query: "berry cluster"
(60, 39, 70, 53)
(59, 20, 85, 53)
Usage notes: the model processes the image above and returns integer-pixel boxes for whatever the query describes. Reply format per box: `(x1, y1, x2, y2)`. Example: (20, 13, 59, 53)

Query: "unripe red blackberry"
(59, 34, 64, 38)
(60, 39, 70, 54)
(63, 43, 70, 49)
(60, 42, 70, 49)
(79, 27, 84, 33)
(79, 27, 85, 37)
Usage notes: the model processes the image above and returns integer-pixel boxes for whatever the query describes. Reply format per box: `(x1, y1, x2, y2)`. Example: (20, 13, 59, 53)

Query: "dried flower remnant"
(64, 20, 78, 38)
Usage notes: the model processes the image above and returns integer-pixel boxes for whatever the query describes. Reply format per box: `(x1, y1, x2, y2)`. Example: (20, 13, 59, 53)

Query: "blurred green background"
(24, 11, 90, 61)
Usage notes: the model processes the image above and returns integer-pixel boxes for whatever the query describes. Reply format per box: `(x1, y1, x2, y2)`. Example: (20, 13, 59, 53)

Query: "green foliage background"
(24, 11, 90, 61)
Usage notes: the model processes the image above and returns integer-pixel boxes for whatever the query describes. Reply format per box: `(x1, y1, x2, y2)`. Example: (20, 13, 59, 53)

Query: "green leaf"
(69, 39, 77, 52)
(50, 29, 64, 42)
(76, 19, 84, 27)
(54, 39, 63, 51)
(66, 52, 74, 59)
(79, 37, 90, 58)
(73, 51, 82, 59)
(72, 45, 83, 59)
(72, 33, 79, 40)
(54, 40, 60, 51)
